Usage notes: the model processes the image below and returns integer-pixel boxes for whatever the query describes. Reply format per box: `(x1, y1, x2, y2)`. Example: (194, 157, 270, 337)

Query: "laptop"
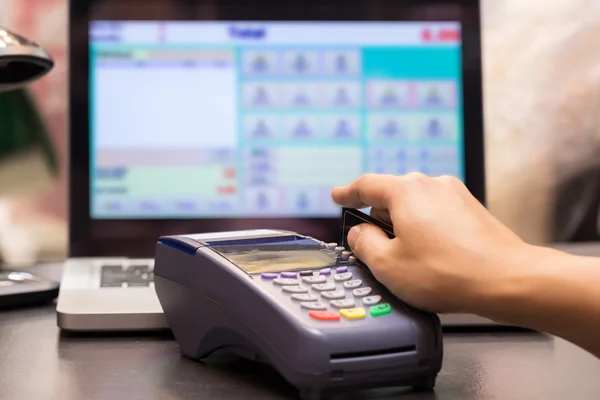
(57, 0, 488, 331)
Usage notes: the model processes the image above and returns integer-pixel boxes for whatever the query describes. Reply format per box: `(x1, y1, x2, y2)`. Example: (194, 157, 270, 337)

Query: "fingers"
(332, 174, 400, 210)
(369, 207, 392, 225)
(346, 223, 394, 273)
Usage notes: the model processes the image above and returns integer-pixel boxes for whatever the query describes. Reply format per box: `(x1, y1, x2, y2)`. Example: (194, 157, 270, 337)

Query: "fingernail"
(348, 225, 361, 247)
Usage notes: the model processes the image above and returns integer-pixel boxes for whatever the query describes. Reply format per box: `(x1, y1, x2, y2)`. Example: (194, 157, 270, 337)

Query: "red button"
(438, 29, 460, 41)
(309, 311, 340, 321)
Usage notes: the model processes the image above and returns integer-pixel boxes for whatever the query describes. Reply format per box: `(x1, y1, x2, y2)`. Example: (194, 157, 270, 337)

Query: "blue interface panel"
(90, 22, 463, 218)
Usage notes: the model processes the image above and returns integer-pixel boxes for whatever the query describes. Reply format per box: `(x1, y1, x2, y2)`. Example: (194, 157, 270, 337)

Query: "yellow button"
(340, 308, 366, 320)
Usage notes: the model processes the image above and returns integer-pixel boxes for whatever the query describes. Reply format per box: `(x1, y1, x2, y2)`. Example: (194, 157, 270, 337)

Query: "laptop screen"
(89, 21, 463, 219)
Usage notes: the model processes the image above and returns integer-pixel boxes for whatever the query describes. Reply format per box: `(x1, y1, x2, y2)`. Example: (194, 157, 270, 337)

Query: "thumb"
(347, 223, 392, 269)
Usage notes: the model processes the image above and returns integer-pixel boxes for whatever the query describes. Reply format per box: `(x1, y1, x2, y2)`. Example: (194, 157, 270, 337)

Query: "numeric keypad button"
(274, 278, 299, 286)
(312, 282, 336, 291)
(291, 293, 318, 301)
(362, 295, 382, 305)
(343, 279, 362, 289)
(303, 275, 327, 284)
(334, 272, 352, 281)
(331, 299, 355, 308)
(353, 287, 372, 297)
(301, 302, 328, 310)
(282, 285, 309, 293)
(321, 290, 346, 300)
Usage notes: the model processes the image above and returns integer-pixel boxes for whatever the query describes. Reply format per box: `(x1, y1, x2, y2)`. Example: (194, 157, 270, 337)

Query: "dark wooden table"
(1, 249, 600, 400)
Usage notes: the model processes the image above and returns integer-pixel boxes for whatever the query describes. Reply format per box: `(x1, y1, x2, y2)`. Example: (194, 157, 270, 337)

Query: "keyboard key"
(102, 265, 124, 271)
(301, 301, 328, 310)
(340, 308, 366, 320)
(353, 287, 372, 297)
(261, 273, 278, 279)
(129, 265, 152, 272)
(292, 293, 318, 301)
(334, 272, 352, 281)
(362, 295, 382, 305)
(336, 266, 348, 273)
(101, 264, 154, 288)
(331, 299, 355, 308)
(100, 282, 122, 288)
(282, 285, 309, 293)
(309, 310, 340, 321)
(302, 275, 326, 284)
(321, 290, 346, 300)
(370, 303, 392, 317)
(127, 282, 151, 287)
(312, 282, 336, 291)
(274, 278, 299, 286)
(343, 279, 362, 289)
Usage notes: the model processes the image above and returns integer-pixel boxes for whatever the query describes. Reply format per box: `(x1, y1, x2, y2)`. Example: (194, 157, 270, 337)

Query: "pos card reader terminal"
(154, 224, 443, 399)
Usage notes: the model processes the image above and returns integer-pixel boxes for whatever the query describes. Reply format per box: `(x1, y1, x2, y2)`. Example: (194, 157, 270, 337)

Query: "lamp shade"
(0, 24, 54, 92)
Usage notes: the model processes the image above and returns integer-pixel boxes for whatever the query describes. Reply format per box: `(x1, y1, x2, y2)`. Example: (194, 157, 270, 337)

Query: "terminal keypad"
(260, 242, 393, 322)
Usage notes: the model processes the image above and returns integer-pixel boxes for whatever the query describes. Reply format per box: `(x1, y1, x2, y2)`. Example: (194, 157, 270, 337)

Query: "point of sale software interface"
(90, 21, 463, 218)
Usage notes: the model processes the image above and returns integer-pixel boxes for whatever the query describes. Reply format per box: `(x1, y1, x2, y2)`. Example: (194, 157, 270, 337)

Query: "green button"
(369, 303, 392, 316)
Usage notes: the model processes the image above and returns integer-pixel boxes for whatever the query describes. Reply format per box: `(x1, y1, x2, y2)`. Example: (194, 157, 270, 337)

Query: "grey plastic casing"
(153, 231, 443, 399)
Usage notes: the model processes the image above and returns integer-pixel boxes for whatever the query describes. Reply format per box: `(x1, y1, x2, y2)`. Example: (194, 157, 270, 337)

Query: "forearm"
(474, 245, 600, 358)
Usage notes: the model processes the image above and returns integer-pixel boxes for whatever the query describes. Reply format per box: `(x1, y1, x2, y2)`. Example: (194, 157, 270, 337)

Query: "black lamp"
(0, 25, 54, 91)
(0, 24, 59, 309)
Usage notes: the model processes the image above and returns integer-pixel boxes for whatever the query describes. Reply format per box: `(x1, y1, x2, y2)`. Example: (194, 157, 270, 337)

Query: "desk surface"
(1, 260, 600, 400)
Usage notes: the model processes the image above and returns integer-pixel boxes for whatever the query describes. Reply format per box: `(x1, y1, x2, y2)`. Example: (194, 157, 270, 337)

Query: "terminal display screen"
(209, 238, 337, 274)
(224, 250, 335, 274)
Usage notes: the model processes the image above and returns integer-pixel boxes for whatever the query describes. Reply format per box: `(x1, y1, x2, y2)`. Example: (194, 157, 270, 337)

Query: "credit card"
(341, 207, 395, 250)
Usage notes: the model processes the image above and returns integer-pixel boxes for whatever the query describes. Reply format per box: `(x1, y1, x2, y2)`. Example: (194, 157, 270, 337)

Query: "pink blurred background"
(2, 0, 68, 222)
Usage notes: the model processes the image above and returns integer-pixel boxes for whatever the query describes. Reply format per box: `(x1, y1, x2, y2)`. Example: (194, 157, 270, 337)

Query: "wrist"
(467, 242, 550, 325)
(463, 242, 600, 356)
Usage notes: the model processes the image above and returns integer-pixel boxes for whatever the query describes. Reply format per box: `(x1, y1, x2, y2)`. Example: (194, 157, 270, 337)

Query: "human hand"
(331, 173, 534, 314)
